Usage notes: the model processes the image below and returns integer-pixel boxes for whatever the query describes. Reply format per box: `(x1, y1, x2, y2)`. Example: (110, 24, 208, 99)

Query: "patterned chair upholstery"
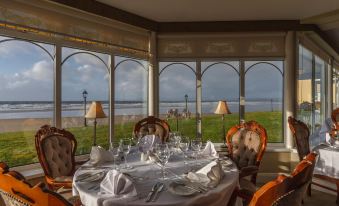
(288, 116, 310, 161)
(0, 162, 81, 206)
(35, 125, 77, 190)
(226, 121, 267, 202)
(133, 116, 170, 142)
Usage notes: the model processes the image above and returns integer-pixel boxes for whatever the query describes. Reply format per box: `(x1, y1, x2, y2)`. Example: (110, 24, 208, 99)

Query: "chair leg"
(336, 182, 339, 204)
(307, 184, 312, 197)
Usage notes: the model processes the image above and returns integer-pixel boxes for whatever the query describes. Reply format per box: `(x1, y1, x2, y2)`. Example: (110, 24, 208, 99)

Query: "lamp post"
(185, 94, 188, 118)
(214, 100, 231, 145)
(82, 90, 88, 127)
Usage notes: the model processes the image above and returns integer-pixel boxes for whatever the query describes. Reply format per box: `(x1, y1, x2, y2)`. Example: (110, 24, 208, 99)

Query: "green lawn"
(0, 111, 282, 167)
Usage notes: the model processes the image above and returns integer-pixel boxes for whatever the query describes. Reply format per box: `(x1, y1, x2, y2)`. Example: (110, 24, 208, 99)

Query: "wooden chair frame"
(35, 125, 77, 190)
(226, 120, 267, 184)
(133, 116, 170, 142)
(0, 162, 77, 206)
(331, 108, 339, 129)
(288, 116, 310, 161)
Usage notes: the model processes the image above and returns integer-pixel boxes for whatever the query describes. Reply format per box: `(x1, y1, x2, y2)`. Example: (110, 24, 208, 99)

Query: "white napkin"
(99, 170, 137, 198)
(201, 141, 218, 158)
(326, 132, 331, 143)
(187, 161, 224, 187)
(89, 146, 114, 165)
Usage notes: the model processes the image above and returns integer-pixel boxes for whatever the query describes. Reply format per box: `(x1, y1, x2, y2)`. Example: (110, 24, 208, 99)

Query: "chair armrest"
(239, 166, 259, 179)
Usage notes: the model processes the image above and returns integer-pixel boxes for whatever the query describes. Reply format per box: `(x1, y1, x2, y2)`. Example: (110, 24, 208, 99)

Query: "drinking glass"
(179, 141, 189, 165)
(119, 138, 133, 169)
(155, 143, 171, 180)
(109, 141, 121, 171)
(191, 138, 203, 165)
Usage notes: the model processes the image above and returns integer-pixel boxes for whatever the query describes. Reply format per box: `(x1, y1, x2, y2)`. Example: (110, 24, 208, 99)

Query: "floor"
(303, 190, 337, 206)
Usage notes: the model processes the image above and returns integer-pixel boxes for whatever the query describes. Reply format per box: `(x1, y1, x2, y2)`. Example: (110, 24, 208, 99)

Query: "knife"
(151, 183, 165, 202)
(145, 182, 160, 202)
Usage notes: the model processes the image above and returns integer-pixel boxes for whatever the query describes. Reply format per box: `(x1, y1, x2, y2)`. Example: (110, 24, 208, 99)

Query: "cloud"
(23, 60, 53, 81)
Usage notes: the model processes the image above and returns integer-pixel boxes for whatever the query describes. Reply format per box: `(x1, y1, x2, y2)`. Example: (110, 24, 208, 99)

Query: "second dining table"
(72, 150, 241, 206)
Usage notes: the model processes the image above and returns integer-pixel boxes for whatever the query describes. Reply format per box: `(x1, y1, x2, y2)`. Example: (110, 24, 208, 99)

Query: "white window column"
(148, 31, 158, 117)
(109, 54, 115, 143)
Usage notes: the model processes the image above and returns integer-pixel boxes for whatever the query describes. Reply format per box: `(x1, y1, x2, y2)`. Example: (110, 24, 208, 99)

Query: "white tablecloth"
(313, 144, 339, 179)
(73, 153, 241, 206)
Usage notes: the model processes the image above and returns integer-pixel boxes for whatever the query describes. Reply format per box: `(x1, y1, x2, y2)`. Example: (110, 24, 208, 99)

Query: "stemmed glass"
(179, 137, 189, 166)
(109, 141, 121, 171)
(155, 143, 171, 180)
(119, 138, 133, 169)
(191, 138, 203, 165)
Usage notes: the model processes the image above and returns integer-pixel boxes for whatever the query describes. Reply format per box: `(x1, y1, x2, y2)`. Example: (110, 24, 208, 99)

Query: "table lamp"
(85, 101, 107, 146)
(214, 100, 231, 144)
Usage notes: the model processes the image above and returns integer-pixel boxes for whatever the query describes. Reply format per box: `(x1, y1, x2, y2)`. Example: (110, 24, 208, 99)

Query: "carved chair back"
(0, 162, 72, 206)
(133, 116, 170, 142)
(288, 116, 310, 161)
(35, 125, 76, 189)
(226, 120, 267, 170)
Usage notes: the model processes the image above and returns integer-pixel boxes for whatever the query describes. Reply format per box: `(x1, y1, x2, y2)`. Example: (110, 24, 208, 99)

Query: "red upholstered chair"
(35, 125, 81, 191)
(133, 116, 170, 142)
(0, 162, 81, 206)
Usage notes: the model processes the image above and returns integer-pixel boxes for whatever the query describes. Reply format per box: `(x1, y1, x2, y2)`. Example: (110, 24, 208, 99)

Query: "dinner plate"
(76, 171, 106, 182)
(168, 181, 199, 196)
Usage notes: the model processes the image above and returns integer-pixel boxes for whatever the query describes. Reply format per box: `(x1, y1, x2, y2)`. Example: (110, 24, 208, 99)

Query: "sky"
(0, 37, 284, 102)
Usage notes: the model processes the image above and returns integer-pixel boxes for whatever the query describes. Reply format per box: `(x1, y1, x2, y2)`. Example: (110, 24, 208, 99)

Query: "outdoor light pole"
(82, 90, 88, 127)
(185, 94, 188, 117)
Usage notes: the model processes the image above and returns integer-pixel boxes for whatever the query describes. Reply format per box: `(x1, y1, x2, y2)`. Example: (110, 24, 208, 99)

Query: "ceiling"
(96, 0, 339, 22)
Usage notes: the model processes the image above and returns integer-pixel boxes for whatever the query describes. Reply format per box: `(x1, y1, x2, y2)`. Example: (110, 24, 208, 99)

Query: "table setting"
(72, 134, 240, 206)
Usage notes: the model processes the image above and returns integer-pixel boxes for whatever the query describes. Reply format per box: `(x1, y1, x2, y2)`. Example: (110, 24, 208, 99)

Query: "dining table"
(72, 150, 241, 206)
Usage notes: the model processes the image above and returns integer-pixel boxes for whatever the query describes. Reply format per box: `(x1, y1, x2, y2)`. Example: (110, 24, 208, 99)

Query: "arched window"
(159, 62, 196, 137)
(114, 56, 148, 139)
(245, 61, 284, 143)
(201, 61, 240, 142)
(0, 36, 54, 167)
(62, 47, 110, 154)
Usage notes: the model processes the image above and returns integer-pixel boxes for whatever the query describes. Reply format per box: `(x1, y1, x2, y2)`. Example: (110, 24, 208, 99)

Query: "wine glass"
(191, 138, 203, 165)
(119, 138, 133, 169)
(109, 141, 121, 171)
(179, 137, 189, 166)
(155, 143, 171, 180)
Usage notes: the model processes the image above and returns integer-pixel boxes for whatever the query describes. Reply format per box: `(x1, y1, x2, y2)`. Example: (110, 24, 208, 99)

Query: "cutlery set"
(145, 182, 165, 202)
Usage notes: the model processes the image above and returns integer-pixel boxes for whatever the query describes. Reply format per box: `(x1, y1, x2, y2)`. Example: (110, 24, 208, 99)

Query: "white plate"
(168, 182, 199, 196)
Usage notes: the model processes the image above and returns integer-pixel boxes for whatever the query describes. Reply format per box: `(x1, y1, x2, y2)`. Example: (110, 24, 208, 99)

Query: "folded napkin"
(201, 141, 218, 158)
(99, 170, 137, 198)
(187, 161, 224, 188)
(90, 146, 114, 166)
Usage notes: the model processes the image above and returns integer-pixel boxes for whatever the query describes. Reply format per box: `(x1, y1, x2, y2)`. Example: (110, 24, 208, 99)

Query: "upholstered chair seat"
(35, 125, 82, 191)
(226, 121, 267, 202)
(134, 116, 170, 142)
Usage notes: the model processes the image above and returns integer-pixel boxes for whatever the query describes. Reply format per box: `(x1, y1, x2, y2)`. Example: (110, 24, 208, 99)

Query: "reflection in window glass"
(314, 56, 326, 130)
(297, 46, 313, 130)
(114, 56, 148, 140)
(334, 65, 339, 109)
(245, 61, 284, 143)
(201, 62, 239, 142)
(62, 48, 110, 154)
(159, 62, 196, 138)
(0, 37, 54, 166)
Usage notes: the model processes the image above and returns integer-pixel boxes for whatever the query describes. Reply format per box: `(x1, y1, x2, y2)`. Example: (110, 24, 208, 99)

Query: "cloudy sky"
(0, 37, 283, 102)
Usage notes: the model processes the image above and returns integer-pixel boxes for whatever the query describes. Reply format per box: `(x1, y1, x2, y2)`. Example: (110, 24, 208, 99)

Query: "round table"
(73, 152, 240, 206)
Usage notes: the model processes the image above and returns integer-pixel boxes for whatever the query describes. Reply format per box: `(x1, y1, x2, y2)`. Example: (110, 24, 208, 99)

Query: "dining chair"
(225, 120, 267, 199)
(133, 116, 170, 142)
(35, 125, 84, 191)
(331, 108, 339, 129)
(249, 152, 317, 206)
(288, 116, 310, 161)
(0, 162, 81, 206)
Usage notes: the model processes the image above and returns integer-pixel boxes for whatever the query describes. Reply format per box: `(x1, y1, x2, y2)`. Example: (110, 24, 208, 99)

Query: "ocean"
(0, 101, 282, 119)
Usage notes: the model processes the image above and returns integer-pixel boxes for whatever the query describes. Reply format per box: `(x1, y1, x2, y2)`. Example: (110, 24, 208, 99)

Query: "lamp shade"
(85, 101, 107, 118)
(214, 100, 231, 115)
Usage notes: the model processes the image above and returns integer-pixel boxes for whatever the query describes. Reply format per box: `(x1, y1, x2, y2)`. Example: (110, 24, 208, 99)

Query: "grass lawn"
(0, 111, 282, 167)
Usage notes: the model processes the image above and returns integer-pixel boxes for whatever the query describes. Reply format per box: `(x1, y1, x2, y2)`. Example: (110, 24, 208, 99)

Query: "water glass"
(119, 138, 133, 169)
(191, 138, 203, 164)
(109, 141, 121, 171)
(179, 142, 189, 165)
(155, 143, 171, 180)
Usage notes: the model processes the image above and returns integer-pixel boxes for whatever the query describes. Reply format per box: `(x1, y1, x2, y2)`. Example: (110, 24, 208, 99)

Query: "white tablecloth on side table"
(313, 144, 339, 179)
(73, 153, 241, 206)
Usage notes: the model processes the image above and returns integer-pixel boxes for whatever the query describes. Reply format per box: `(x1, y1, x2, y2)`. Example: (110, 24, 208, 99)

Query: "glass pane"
(334, 65, 339, 108)
(245, 61, 284, 143)
(201, 61, 239, 143)
(159, 62, 196, 138)
(0, 38, 54, 167)
(314, 56, 326, 131)
(114, 56, 148, 140)
(62, 48, 110, 154)
(297, 46, 313, 130)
